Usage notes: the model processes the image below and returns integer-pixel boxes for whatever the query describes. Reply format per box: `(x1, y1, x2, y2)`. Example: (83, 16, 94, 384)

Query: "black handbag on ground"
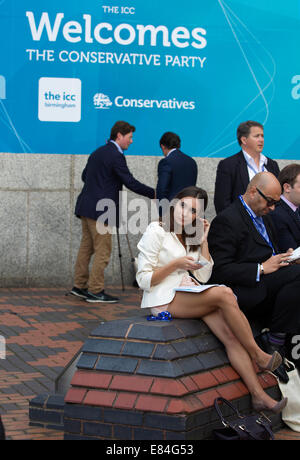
(0, 415, 5, 440)
(213, 397, 274, 440)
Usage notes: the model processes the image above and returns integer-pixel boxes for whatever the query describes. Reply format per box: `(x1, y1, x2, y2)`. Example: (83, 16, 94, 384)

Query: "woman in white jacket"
(136, 186, 287, 414)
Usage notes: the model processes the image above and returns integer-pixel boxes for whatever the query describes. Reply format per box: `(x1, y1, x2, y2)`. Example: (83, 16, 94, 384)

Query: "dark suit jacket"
(75, 142, 155, 226)
(156, 149, 198, 201)
(208, 199, 280, 309)
(214, 151, 280, 214)
(269, 199, 300, 251)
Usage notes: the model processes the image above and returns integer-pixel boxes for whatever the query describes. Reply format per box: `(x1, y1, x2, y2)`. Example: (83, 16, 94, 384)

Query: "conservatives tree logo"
(93, 93, 113, 109)
(93, 92, 196, 110)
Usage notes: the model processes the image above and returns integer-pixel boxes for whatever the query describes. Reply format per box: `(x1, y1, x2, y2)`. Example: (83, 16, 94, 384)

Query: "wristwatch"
(259, 264, 264, 275)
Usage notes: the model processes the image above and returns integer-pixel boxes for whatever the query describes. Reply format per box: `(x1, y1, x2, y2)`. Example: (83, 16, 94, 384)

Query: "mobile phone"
(195, 260, 208, 266)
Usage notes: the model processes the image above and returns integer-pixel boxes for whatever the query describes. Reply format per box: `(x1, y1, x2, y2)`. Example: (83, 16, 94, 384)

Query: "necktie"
(295, 208, 300, 220)
(254, 217, 275, 254)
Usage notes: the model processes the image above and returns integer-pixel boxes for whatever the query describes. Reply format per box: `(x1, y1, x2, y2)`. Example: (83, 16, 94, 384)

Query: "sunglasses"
(256, 187, 280, 207)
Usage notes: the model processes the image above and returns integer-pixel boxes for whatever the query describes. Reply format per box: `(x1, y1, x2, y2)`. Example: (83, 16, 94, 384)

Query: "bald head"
(247, 172, 281, 194)
(243, 172, 281, 216)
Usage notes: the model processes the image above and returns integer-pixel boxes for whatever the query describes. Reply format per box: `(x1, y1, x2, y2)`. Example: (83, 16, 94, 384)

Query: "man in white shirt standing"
(214, 121, 280, 214)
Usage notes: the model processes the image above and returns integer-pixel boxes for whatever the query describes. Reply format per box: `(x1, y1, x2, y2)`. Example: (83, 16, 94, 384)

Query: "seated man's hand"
(262, 252, 291, 274)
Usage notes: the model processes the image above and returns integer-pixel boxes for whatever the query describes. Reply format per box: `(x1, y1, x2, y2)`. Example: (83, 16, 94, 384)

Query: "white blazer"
(136, 221, 214, 308)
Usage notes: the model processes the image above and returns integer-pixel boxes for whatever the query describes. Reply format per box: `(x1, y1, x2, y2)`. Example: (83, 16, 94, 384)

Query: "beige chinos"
(74, 217, 112, 294)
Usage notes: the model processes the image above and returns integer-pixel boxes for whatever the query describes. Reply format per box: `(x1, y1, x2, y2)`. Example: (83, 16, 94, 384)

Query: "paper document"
(174, 284, 222, 293)
(287, 246, 300, 263)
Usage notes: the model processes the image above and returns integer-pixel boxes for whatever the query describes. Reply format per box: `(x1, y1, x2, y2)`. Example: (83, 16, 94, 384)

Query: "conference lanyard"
(238, 195, 276, 255)
(246, 161, 265, 177)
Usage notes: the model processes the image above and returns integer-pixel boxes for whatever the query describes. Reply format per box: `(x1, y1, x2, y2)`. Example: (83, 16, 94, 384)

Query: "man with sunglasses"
(208, 172, 300, 381)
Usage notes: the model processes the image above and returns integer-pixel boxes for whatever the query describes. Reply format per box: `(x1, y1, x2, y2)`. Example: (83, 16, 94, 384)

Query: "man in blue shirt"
(71, 121, 155, 303)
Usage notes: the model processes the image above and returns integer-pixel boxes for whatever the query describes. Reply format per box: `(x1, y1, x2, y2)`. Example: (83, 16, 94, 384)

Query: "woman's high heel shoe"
(252, 397, 288, 414)
(257, 351, 282, 373)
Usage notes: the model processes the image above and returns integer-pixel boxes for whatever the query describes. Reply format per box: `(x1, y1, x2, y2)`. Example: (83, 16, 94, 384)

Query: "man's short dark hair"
(159, 132, 181, 149)
(110, 121, 135, 140)
(237, 121, 263, 146)
(278, 163, 300, 192)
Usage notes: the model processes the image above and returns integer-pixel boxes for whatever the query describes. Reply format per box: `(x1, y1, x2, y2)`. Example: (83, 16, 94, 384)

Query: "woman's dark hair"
(159, 186, 208, 250)
(175, 186, 208, 210)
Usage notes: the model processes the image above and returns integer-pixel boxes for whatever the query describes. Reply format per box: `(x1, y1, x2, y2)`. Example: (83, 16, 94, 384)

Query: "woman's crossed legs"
(167, 286, 280, 409)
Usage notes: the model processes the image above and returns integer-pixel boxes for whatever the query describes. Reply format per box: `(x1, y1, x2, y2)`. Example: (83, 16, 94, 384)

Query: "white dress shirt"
(242, 149, 268, 180)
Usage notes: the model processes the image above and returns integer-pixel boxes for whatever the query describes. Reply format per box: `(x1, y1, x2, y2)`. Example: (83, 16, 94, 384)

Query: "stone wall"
(0, 152, 298, 287)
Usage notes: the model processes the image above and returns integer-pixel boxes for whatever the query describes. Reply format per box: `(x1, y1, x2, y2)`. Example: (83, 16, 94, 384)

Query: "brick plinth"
(29, 394, 64, 431)
(61, 316, 282, 440)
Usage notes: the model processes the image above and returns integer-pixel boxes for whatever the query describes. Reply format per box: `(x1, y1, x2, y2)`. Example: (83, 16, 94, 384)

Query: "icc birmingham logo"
(93, 93, 113, 109)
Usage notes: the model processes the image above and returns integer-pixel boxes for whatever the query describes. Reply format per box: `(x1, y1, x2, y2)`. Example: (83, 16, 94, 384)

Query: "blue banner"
(1, 0, 300, 158)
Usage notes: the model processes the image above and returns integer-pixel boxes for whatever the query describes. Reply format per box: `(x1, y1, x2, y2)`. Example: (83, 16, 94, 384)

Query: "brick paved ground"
(0, 286, 299, 440)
